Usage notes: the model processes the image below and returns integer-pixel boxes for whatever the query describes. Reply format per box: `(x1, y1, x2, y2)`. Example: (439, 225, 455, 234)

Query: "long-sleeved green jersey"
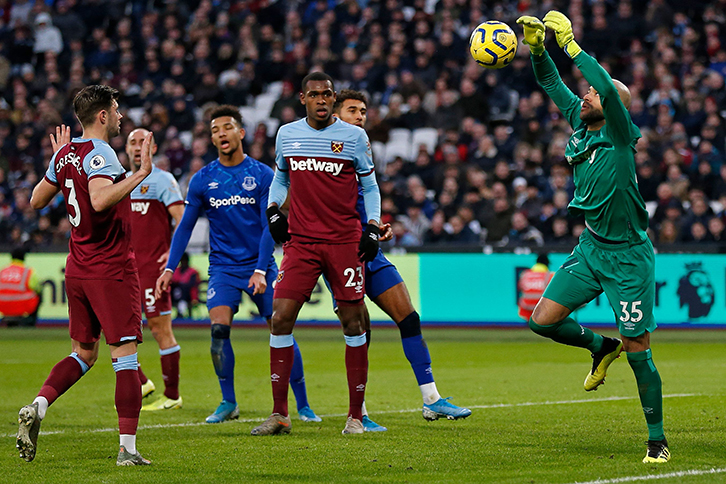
(532, 51, 648, 243)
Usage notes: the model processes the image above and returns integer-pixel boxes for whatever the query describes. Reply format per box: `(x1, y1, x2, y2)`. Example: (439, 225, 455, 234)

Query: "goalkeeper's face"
(580, 86, 605, 125)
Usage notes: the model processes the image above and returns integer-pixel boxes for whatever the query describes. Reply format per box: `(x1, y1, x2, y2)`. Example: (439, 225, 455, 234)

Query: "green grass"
(1, 327, 725, 483)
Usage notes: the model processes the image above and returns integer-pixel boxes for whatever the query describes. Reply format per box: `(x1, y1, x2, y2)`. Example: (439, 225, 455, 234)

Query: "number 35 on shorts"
(619, 300, 642, 324)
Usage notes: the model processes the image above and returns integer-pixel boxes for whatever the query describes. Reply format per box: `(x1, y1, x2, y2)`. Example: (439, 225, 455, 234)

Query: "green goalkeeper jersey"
(532, 51, 649, 243)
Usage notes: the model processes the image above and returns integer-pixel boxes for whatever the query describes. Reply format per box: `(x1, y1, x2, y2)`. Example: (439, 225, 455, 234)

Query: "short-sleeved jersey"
(275, 118, 374, 243)
(532, 51, 648, 243)
(45, 138, 135, 279)
(186, 155, 275, 268)
(128, 165, 183, 272)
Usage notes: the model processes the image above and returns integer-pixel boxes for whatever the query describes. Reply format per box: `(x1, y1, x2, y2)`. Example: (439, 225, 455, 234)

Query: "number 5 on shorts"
(619, 300, 642, 323)
(145, 288, 156, 307)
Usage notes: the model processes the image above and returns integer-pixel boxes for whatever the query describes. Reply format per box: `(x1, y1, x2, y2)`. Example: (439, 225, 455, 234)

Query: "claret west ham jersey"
(128, 165, 183, 273)
(275, 118, 374, 244)
(45, 137, 136, 279)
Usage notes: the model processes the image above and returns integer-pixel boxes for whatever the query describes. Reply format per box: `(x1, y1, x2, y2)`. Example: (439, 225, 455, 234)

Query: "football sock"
(627, 349, 665, 441)
(289, 338, 309, 411)
(113, 354, 141, 438)
(137, 365, 148, 385)
(270, 334, 295, 417)
(529, 316, 603, 352)
(160, 345, 181, 400)
(420, 383, 442, 405)
(120, 434, 136, 454)
(361, 401, 368, 417)
(398, 311, 435, 386)
(211, 324, 236, 403)
(32, 397, 49, 420)
(37, 352, 89, 413)
(345, 333, 368, 421)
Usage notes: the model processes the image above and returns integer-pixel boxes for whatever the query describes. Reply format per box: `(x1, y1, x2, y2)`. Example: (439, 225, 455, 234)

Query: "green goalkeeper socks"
(529, 316, 603, 353)
(627, 349, 665, 441)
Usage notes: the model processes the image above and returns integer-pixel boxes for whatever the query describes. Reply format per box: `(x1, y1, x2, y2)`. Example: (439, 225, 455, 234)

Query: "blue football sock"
(211, 324, 236, 404)
(398, 312, 435, 386)
(289, 338, 310, 410)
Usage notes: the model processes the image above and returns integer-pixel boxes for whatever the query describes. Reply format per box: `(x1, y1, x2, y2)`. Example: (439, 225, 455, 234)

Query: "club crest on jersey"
(140, 185, 149, 194)
(331, 141, 344, 153)
(273, 270, 284, 289)
(242, 176, 257, 191)
(89, 154, 105, 170)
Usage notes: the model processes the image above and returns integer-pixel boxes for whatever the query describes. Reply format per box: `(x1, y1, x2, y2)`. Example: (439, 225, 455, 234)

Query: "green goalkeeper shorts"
(542, 231, 657, 337)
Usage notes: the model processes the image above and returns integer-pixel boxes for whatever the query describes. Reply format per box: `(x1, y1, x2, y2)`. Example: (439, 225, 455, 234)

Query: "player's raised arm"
(544, 10, 637, 145)
(88, 132, 153, 212)
(30, 151, 61, 210)
(520, 14, 582, 128)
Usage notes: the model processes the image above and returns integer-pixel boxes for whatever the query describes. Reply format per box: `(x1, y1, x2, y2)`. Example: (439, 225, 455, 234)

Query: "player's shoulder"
(277, 118, 307, 137)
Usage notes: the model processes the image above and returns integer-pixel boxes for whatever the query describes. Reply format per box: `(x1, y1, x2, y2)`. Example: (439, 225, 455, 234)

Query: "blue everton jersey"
(186, 156, 275, 268)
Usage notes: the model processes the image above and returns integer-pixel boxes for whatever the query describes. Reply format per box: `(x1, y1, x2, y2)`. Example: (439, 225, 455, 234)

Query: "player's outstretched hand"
(248, 272, 267, 296)
(516, 16, 545, 55)
(378, 222, 393, 242)
(358, 223, 379, 262)
(542, 10, 582, 58)
(155, 269, 173, 300)
(139, 131, 154, 175)
(266, 205, 291, 244)
(50, 124, 71, 153)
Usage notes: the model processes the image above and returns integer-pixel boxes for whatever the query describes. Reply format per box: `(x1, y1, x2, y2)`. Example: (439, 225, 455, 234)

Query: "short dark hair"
(301, 72, 335, 93)
(209, 105, 243, 127)
(73, 85, 120, 128)
(11, 247, 27, 261)
(334, 89, 368, 113)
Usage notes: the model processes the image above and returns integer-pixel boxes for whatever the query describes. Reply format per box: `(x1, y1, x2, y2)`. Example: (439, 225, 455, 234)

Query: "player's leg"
(109, 340, 150, 466)
(207, 305, 238, 423)
(603, 241, 667, 463)
(253, 241, 321, 436)
(17, 277, 100, 462)
(250, 298, 302, 435)
(337, 301, 368, 434)
(254, 266, 320, 422)
(530, 246, 622, 390)
(140, 313, 182, 410)
(373, 271, 471, 421)
(17, 339, 98, 462)
(205, 269, 242, 423)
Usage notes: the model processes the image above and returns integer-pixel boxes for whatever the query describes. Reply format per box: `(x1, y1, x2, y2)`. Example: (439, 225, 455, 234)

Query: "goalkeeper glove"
(358, 223, 379, 262)
(516, 16, 546, 56)
(543, 10, 582, 58)
(266, 205, 291, 244)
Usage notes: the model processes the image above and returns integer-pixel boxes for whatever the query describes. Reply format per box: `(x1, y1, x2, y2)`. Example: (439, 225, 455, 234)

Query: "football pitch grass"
(1, 326, 724, 483)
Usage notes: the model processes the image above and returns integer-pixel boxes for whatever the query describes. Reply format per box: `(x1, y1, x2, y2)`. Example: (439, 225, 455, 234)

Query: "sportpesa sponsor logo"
(209, 195, 256, 208)
(289, 158, 344, 176)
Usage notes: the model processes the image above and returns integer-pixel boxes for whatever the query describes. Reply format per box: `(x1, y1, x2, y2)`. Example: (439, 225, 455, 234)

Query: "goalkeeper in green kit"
(516, 11, 669, 464)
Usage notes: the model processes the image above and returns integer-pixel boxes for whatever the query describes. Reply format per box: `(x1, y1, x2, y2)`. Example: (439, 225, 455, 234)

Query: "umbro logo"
(271, 373, 280, 382)
(291, 142, 302, 149)
(208, 182, 219, 189)
(356, 384, 365, 392)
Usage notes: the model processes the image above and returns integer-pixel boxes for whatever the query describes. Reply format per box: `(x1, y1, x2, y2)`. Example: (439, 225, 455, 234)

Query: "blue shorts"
(207, 264, 278, 319)
(325, 249, 404, 308)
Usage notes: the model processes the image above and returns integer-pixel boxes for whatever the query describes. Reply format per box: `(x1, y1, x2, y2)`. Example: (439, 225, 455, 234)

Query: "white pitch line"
(569, 467, 726, 484)
(1, 393, 698, 439)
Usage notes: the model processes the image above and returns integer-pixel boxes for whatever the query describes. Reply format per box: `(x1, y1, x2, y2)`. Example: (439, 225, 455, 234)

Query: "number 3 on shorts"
(619, 300, 643, 323)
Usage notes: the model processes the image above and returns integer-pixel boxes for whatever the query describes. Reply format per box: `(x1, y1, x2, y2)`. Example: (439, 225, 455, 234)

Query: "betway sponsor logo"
(289, 158, 344, 176)
(209, 195, 256, 208)
(131, 201, 150, 215)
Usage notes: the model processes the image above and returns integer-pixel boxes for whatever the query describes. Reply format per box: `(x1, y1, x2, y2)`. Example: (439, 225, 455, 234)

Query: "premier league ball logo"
(676, 262, 715, 320)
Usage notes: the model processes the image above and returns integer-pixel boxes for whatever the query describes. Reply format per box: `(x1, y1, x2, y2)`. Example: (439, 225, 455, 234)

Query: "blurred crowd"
(0, 0, 725, 251)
